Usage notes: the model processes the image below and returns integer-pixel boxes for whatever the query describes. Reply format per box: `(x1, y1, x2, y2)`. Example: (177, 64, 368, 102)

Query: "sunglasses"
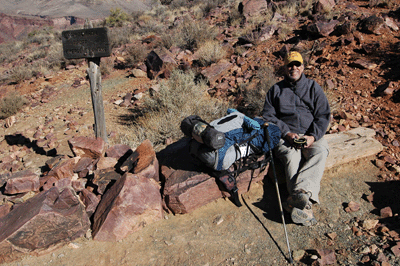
(287, 61, 302, 68)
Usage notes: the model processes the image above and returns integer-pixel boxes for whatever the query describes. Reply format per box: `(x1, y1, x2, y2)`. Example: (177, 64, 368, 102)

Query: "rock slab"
(92, 173, 163, 242)
(0, 187, 90, 264)
(324, 127, 383, 169)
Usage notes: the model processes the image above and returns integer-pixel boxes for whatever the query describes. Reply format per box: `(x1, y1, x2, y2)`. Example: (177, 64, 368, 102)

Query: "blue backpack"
(181, 109, 281, 206)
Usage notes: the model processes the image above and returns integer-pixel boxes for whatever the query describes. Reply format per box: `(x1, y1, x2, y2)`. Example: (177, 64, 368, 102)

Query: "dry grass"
(0, 92, 28, 119)
(119, 69, 228, 150)
(124, 43, 149, 68)
(100, 57, 115, 76)
(162, 17, 218, 50)
(196, 40, 227, 66)
(108, 27, 133, 48)
(0, 41, 25, 64)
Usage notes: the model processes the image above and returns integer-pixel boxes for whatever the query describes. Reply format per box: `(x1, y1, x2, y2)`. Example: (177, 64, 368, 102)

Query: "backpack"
(181, 109, 281, 206)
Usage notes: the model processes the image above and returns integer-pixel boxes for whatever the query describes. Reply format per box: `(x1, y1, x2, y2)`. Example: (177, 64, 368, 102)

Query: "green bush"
(104, 8, 131, 27)
(0, 92, 28, 119)
(122, 69, 228, 150)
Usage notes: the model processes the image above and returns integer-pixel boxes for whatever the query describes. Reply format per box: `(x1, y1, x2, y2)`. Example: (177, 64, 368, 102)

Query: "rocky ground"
(1, 0, 400, 265)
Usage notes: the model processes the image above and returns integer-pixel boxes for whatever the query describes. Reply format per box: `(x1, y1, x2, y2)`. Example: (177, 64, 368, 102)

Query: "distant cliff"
(0, 13, 85, 43)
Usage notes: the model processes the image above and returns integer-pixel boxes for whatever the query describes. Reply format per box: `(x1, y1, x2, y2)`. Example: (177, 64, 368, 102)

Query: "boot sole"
(291, 207, 317, 226)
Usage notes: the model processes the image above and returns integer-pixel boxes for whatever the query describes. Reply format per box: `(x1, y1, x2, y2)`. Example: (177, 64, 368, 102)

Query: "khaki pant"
(274, 137, 329, 203)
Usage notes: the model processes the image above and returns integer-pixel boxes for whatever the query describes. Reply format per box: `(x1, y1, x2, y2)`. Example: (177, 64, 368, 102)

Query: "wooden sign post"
(61, 25, 111, 143)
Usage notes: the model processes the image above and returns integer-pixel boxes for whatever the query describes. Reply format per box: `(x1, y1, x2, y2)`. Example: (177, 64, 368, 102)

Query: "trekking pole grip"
(263, 122, 271, 147)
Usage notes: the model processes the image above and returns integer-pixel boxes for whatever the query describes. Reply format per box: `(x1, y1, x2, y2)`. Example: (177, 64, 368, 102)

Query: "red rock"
(68, 136, 106, 159)
(0, 204, 10, 219)
(375, 159, 386, 169)
(0, 187, 90, 264)
(391, 242, 400, 257)
(350, 59, 377, 70)
(132, 139, 159, 182)
(92, 168, 122, 194)
(316, 249, 336, 265)
(41, 176, 57, 191)
(73, 157, 96, 173)
(105, 144, 131, 159)
(55, 178, 72, 190)
(201, 60, 233, 86)
(366, 192, 374, 202)
(241, 0, 268, 19)
(4, 170, 40, 195)
(45, 155, 67, 169)
(358, 15, 385, 35)
(92, 173, 163, 241)
(72, 179, 87, 192)
(314, 0, 335, 13)
(159, 139, 268, 213)
(307, 20, 339, 37)
(96, 157, 118, 170)
(377, 252, 389, 263)
(380, 206, 393, 218)
(0, 172, 11, 187)
(79, 189, 100, 217)
(163, 168, 222, 214)
(47, 158, 75, 180)
(345, 201, 360, 213)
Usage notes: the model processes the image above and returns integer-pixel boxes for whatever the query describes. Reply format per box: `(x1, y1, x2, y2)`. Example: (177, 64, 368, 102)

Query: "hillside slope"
(0, 0, 152, 18)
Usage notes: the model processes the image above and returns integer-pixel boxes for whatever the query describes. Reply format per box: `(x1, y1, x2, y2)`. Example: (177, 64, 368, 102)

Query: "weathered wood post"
(61, 22, 111, 143)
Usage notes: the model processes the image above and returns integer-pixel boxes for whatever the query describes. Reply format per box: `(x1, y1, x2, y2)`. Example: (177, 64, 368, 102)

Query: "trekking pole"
(264, 123, 293, 264)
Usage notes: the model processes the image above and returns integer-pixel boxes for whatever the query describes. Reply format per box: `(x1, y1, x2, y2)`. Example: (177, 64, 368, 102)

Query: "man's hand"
(303, 135, 315, 148)
(285, 133, 315, 148)
(284, 132, 300, 145)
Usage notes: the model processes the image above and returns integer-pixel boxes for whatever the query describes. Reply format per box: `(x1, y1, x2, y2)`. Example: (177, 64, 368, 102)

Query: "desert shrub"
(26, 27, 55, 45)
(46, 42, 64, 70)
(277, 24, 293, 41)
(10, 66, 33, 84)
(196, 40, 227, 66)
(100, 57, 115, 76)
(0, 41, 25, 64)
(0, 92, 28, 119)
(108, 27, 133, 48)
(108, 27, 132, 49)
(238, 65, 277, 117)
(162, 17, 218, 50)
(135, 14, 165, 35)
(123, 69, 228, 149)
(124, 44, 148, 68)
(27, 48, 48, 61)
(104, 8, 131, 27)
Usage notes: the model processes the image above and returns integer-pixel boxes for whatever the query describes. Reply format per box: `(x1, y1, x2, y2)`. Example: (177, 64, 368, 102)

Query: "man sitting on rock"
(261, 51, 331, 226)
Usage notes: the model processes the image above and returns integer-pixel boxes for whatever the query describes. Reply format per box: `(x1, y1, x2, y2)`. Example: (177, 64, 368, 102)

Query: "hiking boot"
(291, 203, 317, 226)
(285, 189, 311, 211)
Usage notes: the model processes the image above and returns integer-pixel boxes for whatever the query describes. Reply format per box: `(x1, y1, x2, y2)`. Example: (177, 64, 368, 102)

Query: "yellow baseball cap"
(284, 51, 303, 65)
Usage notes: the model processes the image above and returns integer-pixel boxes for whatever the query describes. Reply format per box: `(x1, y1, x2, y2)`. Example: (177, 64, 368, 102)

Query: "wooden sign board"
(62, 27, 111, 59)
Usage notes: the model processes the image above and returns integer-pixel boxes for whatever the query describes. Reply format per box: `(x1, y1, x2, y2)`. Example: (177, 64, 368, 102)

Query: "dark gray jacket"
(261, 74, 330, 141)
